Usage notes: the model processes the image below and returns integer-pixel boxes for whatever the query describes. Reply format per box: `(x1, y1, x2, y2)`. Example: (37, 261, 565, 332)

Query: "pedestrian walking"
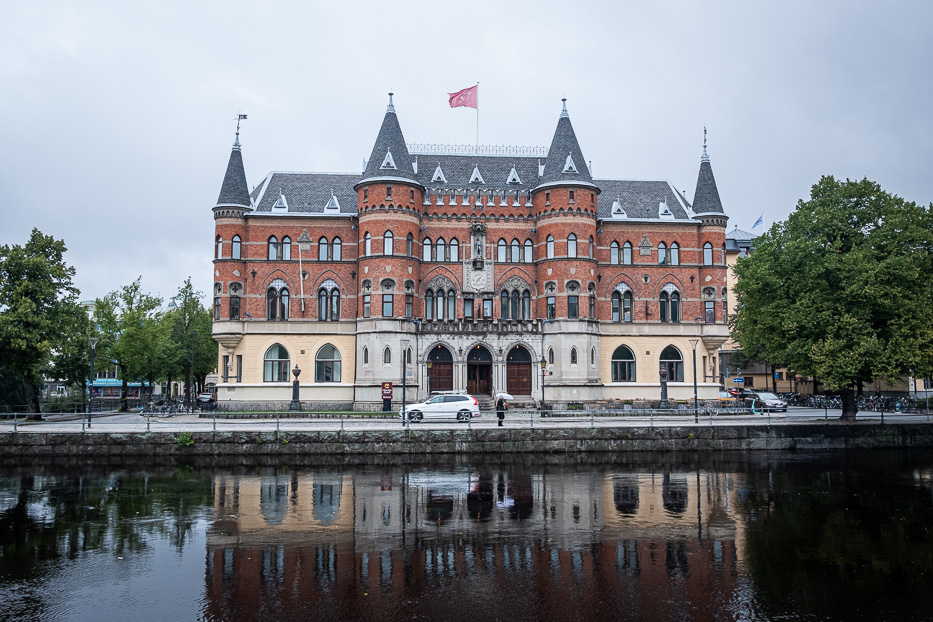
(496, 397, 506, 426)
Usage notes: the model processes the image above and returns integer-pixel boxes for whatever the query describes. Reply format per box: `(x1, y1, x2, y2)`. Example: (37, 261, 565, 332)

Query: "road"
(3, 406, 929, 434)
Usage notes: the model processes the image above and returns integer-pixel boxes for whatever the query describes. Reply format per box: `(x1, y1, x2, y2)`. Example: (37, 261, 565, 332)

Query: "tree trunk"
(119, 363, 129, 412)
(25, 380, 41, 419)
(839, 386, 858, 421)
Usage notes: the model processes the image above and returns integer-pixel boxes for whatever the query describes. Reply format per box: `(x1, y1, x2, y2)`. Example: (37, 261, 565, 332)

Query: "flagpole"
(475, 82, 479, 153)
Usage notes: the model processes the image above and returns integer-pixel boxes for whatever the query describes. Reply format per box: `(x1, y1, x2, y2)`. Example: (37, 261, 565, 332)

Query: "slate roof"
(692, 160, 724, 214)
(411, 154, 540, 192)
(595, 179, 693, 220)
(216, 144, 251, 208)
(251, 172, 359, 214)
(359, 100, 418, 185)
(537, 105, 595, 189)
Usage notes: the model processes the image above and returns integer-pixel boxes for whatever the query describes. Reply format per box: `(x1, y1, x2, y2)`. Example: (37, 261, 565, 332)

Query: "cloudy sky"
(2, 0, 930, 305)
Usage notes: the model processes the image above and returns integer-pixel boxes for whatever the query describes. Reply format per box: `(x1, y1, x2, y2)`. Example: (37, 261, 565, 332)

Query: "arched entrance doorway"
(506, 345, 532, 395)
(466, 345, 493, 396)
(427, 345, 453, 393)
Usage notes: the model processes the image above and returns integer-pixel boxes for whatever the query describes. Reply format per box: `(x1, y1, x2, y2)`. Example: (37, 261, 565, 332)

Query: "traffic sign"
(733, 378, 745, 384)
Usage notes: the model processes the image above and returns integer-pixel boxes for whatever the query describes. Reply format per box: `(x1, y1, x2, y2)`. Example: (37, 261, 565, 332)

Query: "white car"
(400, 394, 480, 422)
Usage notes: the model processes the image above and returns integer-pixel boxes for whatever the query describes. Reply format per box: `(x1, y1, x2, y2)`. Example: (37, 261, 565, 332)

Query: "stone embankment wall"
(2, 424, 932, 458)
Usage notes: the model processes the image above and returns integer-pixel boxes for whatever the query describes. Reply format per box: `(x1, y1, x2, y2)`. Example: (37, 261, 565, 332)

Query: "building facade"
(211, 96, 730, 409)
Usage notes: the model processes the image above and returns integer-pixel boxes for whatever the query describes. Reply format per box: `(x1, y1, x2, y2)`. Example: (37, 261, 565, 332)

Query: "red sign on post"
(382, 382, 393, 399)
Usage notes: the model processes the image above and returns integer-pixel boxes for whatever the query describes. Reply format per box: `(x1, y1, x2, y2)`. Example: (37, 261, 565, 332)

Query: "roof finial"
(387, 91, 395, 113)
(701, 126, 709, 162)
(560, 97, 569, 118)
(234, 113, 247, 148)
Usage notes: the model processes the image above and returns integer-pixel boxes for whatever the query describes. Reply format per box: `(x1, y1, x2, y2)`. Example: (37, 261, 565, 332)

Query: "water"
(0, 451, 931, 621)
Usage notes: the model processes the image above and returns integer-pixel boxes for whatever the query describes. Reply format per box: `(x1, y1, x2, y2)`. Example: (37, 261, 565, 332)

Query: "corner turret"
(692, 127, 727, 227)
(213, 130, 253, 219)
(534, 99, 598, 192)
(355, 93, 422, 189)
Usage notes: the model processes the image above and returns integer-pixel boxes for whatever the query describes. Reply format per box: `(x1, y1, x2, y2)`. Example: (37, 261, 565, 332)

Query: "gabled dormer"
(272, 190, 288, 212)
(469, 165, 485, 184)
(432, 164, 447, 183)
(506, 166, 522, 184)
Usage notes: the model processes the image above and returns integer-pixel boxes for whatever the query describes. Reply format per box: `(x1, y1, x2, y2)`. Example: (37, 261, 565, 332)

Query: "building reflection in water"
(203, 465, 745, 620)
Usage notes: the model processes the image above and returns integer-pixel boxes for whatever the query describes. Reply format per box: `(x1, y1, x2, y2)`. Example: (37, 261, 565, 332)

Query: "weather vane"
(235, 113, 248, 144)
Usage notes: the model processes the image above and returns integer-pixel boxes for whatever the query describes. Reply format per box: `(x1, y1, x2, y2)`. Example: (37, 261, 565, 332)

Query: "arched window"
(670, 291, 681, 322)
(318, 237, 328, 261)
(591, 347, 595, 365)
(364, 233, 371, 257)
(670, 242, 679, 266)
(548, 348, 554, 365)
(522, 290, 531, 319)
(568, 233, 577, 258)
(318, 288, 327, 320)
(436, 289, 445, 320)
(263, 344, 290, 382)
(659, 291, 669, 322)
(384, 231, 394, 256)
(497, 239, 507, 262)
(423, 238, 432, 261)
(658, 242, 667, 265)
(266, 280, 289, 320)
(703, 242, 713, 265)
(332, 237, 342, 261)
(524, 239, 533, 263)
(406, 233, 413, 257)
(500, 291, 510, 319)
(511, 239, 520, 263)
(317, 285, 340, 321)
(281, 236, 291, 261)
(570, 348, 578, 365)
(425, 289, 434, 320)
(363, 346, 369, 365)
(315, 344, 341, 382)
(721, 244, 726, 265)
(659, 285, 680, 323)
(268, 236, 278, 260)
(449, 238, 459, 262)
(232, 235, 241, 260)
(546, 235, 554, 259)
(612, 288, 634, 323)
(383, 347, 391, 364)
(623, 241, 632, 265)
(510, 290, 520, 320)
(216, 236, 223, 258)
(660, 345, 683, 382)
(610, 241, 620, 264)
(447, 290, 456, 319)
(588, 236, 594, 259)
(611, 345, 635, 382)
(436, 238, 446, 262)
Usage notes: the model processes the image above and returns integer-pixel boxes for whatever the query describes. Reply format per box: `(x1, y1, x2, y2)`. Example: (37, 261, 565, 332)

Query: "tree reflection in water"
(0, 451, 930, 621)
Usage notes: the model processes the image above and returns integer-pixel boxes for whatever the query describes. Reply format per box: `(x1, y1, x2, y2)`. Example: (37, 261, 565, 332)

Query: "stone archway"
(427, 344, 454, 393)
(506, 345, 533, 395)
(466, 344, 493, 396)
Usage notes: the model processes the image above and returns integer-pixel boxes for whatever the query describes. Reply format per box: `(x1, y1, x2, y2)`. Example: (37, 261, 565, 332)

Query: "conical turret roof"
(358, 93, 420, 187)
(536, 99, 596, 191)
(692, 130, 724, 215)
(215, 141, 251, 208)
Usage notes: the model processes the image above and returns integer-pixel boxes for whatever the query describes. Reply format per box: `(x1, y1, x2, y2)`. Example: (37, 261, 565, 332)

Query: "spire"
(358, 93, 419, 187)
(692, 130, 724, 215)
(536, 99, 596, 190)
(215, 133, 251, 208)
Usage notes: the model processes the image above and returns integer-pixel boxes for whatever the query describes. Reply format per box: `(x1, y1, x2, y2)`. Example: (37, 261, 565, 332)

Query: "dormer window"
(325, 193, 340, 211)
(380, 149, 396, 170)
(563, 154, 578, 174)
(432, 165, 447, 183)
(506, 166, 522, 184)
(469, 165, 485, 184)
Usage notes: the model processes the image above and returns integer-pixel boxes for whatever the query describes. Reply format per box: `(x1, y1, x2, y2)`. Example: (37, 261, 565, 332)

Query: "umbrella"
(496, 392, 514, 400)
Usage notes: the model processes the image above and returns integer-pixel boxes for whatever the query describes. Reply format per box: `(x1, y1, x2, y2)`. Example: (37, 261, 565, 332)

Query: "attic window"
(469, 166, 485, 184)
(506, 167, 522, 184)
(325, 193, 340, 211)
(381, 150, 396, 170)
(563, 154, 578, 174)
(611, 200, 626, 217)
(273, 192, 288, 210)
(432, 165, 446, 183)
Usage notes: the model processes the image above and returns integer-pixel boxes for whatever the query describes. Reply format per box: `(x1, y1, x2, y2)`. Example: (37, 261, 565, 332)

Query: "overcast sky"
(2, 0, 931, 305)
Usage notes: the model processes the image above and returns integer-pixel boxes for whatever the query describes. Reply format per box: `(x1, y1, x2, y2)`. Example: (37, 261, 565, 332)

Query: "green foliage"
(174, 431, 195, 447)
(733, 177, 933, 396)
(165, 278, 217, 400)
(0, 229, 81, 412)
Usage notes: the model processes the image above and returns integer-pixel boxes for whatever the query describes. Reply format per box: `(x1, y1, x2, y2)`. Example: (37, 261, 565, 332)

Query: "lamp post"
(187, 330, 197, 411)
(426, 360, 433, 398)
(539, 356, 547, 414)
(401, 339, 410, 427)
(297, 229, 312, 314)
(87, 337, 98, 427)
(689, 338, 700, 424)
(289, 364, 302, 411)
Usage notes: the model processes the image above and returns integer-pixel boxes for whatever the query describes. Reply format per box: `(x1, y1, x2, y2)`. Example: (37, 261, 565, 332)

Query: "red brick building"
(211, 95, 730, 409)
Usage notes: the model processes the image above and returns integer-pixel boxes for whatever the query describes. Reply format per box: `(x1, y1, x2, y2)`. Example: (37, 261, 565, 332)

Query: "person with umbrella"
(496, 392, 512, 427)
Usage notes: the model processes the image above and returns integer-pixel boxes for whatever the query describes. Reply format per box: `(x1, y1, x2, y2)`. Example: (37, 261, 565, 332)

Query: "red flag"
(448, 85, 478, 109)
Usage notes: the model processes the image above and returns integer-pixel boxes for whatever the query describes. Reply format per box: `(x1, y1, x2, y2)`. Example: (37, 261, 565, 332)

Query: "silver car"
(745, 391, 787, 412)
(400, 394, 480, 422)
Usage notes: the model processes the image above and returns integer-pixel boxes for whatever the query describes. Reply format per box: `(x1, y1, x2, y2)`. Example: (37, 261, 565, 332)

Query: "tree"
(94, 278, 163, 412)
(166, 278, 216, 404)
(732, 177, 933, 419)
(0, 229, 81, 414)
(49, 302, 94, 405)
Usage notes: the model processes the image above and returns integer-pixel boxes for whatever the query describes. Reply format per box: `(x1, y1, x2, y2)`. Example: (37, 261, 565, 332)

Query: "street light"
(289, 364, 302, 411)
(539, 356, 547, 414)
(401, 339, 410, 427)
(426, 360, 433, 398)
(297, 229, 312, 314)
(689, 338, 700, 424)
(87, 336, 98, 427)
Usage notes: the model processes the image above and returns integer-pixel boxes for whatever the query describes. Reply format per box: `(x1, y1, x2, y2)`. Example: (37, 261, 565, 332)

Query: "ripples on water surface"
(0, 451, 931, 621)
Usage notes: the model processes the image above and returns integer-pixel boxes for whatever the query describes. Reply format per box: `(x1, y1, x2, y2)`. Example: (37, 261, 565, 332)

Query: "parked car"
(196, 392, 215, 407)
(743, 391, 787, 412)
(400, 394, 480, 422)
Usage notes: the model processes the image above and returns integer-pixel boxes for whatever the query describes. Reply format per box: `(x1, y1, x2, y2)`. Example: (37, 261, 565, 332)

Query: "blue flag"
(752, 214, 764, 229)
